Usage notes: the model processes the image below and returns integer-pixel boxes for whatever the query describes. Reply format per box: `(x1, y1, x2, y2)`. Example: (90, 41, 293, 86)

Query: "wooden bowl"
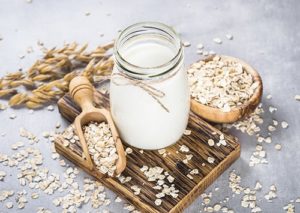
(190, 55, 263, 124)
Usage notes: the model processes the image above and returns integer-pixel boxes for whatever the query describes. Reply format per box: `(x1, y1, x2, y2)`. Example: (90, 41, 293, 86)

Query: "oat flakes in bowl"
(188, 55, 263, 123)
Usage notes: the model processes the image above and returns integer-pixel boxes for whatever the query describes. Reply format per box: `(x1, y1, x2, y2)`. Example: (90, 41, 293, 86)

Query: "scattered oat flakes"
(283, 203, 295, 213)
(0, 190, 14, 202)
(31, 192, 39, 199)
(275, 144, 282, 151)
(252, 206, 262, 212)
(201, 193, 212, 205)
(19, 127, 39, 144)
(223, 104, 264, 136)
(158, 149, 166, 155)
(208, 139, 215, 146)
(9, 113, 17, 119)
(140, 165, 148, 172)
(61, 125, 79, 145)
(0, 171, 6, 181)
(257, 136, 264, 143)
(183, 154, 193, 164)
(294, 95, 300, 101)
(117, 175, 132, 183)
(26, 46, 33, 54)
(203, 51, 209, 56)
(249, 145, 268, 167)
(265, 136, 272, 144)
(281, 121, 289, 129)
(55, 122, 61, 129)
(141, 166, 178, 202)
(213, 38, 222, 44)
(217, 134, 227, 146)
(179, 144, 190, 153)
(124, 204, 135, 211)
(213, 203, 222, 211)
(264, 185, 277, 201)
(197, 43, 204, 49)
(209, 50, 215, 55)
(5, 201, 13, 209)
(184, 129, 191, 135)
(266, 94, 272, 99)
(226, 34, 234, 40)
(11, 141, 24, 150)
(115, 196, 122, 203)
(47, 105, 54, 111)
(0, 103, 7, 110)
(207, 157, 215, 164)
(183, 41, 191, 47)
(196, 50, 203, 55)
(167, 175, 175, 183)
(254, 181, 262, 191)
(190, 169, 199, 175)
(125, 147, 133, 154)
(229, 171, 244, 194)
(155, 198, 162, 206)
(42, 131, 50, 138)
(268, 125, 276, 132)
(269, 106, 277, 113)
(131, 185, 141, 195)
(187, 174, 193, 179)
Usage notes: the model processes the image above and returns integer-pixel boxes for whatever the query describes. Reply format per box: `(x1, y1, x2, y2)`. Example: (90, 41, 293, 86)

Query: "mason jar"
(110, 22, 190, 150)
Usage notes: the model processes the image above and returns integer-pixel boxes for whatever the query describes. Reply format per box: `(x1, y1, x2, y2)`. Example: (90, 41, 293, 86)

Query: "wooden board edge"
(57, 97, 78, 123)
(169, 143, 241, 213)
(55, 138, 240, 213)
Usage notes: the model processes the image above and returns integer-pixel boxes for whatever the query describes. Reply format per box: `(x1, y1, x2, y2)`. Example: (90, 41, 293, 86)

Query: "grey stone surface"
(0, 0, 300, 212)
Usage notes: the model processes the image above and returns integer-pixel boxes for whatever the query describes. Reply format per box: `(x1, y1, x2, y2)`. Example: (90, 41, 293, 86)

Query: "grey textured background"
(0, 0, 300, 212)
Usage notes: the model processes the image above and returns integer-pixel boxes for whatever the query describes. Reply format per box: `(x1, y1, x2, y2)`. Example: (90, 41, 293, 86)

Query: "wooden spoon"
(190, 55, 263, 123)
(69, 76, 126, 177)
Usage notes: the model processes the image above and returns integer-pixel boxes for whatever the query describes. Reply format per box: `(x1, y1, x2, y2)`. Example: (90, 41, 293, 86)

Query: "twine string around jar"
(95, 73, 170, 113)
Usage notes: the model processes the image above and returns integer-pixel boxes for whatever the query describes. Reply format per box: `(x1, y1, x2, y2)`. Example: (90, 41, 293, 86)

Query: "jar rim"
(114, 22, 183, 79)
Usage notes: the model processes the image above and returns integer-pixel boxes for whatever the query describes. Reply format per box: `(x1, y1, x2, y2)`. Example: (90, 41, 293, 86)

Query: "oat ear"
(0, 42, 114, 109)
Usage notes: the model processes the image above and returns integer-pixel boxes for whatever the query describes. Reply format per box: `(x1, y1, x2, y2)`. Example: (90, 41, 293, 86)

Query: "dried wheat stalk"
(0, 42, 114, 109)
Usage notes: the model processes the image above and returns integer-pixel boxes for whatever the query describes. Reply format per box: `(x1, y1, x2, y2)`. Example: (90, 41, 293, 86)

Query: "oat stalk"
(0, 42, 114, 109)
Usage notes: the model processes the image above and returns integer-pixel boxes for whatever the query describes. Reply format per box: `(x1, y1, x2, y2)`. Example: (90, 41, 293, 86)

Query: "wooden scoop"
(69, 76, 126, 177)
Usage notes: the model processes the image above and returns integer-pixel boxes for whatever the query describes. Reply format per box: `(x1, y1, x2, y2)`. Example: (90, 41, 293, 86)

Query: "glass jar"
(110, 22, 190, 150)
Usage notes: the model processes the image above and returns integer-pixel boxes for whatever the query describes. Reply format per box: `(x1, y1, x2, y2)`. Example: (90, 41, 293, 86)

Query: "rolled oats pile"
(83, 122, 118, 176)
(61, 125, 80, 147)
(188, 55, 259, 112)
(140, 166, 178, 206)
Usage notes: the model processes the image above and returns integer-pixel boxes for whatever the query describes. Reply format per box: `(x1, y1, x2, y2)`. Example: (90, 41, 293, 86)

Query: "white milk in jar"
(110, 22, 190, 150)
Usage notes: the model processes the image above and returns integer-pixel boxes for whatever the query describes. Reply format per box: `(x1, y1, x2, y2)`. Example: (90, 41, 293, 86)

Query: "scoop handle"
(69, 76, 95, 112)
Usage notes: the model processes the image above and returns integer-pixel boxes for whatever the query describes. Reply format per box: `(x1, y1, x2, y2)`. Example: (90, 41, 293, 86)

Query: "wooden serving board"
(55, 85, 240, 213)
